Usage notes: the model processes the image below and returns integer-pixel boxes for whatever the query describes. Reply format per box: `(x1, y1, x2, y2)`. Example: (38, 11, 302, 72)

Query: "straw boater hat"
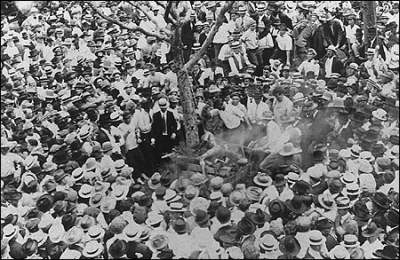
(253, 172, 273, 187)
(82, 240, 103, 258)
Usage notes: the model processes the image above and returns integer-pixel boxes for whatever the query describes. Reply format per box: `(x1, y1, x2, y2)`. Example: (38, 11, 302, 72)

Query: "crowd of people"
(1, 1, 399, 259)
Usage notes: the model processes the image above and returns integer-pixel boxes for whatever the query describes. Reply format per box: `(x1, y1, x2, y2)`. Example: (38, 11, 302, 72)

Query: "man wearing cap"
(151, 98, 177, 161)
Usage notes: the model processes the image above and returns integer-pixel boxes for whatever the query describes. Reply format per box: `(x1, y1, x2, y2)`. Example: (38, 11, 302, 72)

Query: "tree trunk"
(362, 1, 376, 46)
(172, 24, 199, 148)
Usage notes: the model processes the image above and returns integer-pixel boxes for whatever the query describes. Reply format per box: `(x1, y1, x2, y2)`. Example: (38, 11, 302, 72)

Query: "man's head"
(272, 87, 284, 102)
(158, 98, 168, 112)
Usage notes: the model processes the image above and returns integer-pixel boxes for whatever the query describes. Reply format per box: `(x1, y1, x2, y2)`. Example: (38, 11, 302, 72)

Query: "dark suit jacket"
(151, 111, 177, 139)
(181, 21, 195, 47)
(320, 56, 345, 77)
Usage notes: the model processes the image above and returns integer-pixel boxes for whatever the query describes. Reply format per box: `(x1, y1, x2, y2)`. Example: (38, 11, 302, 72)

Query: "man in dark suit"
(151, 98, 178, 162)
(321, 46, 344, 78)
(181, 15, 196, 62)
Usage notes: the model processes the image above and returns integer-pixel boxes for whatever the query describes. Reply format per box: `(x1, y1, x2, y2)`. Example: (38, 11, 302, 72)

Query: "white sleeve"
(228, 57, 239, 75)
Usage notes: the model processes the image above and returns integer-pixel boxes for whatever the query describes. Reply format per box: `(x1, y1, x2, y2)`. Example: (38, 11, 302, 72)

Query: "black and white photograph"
(0, 1, 399, 259)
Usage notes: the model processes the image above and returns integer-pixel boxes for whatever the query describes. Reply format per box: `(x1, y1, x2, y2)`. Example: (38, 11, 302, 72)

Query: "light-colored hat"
(336, 196, 351, 209)
(60, 249, 82, 259)
(318, 193, 335, 210)
(253, 172, 273, 187)
(64, 226, 84, 245)
(158, 98, 168, 108)
(340, 172, 357, 185)
(372, 108, 387, 121)
(340, 234, 360, 248)
(329, 245, 351, 259)
(123, 223, 143, 241)
(259, 234, 279, 251)
(78, 184, 93, 199)
(71, 168, 84, 182)
(145, 211, 164, 226)
(309, 230, 325, 245)
(49, 224, 65, 243)
(3, 224, 19, 241)
(87, 225, 105, 241)
(345, 182, 360, 197)
(327, 45, 337, 53)
(82, 240, 103, 258)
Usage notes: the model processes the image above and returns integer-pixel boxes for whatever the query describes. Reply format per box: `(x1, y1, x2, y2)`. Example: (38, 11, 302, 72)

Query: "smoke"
(14, 1, 35, 15)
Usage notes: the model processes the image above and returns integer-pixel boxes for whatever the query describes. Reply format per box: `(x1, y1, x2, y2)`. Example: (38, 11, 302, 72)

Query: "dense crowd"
(1, 1, 399, 259)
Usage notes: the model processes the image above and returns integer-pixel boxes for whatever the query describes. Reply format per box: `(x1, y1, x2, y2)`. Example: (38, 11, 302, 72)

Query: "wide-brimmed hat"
(237, 216, 256, 235)
(340, 234, 360, 248)
(336, 196, 351, 209)
(259, 233, 278, 251)
(279, 143, 301, 156)
(229, 190, 244, 206)
(64, 226, 84, 245)
(253, 172, 273, 187)
(327, 45, 337, 53)
(145, 211, 164, 227)
(82, 240, 103, 258)
(285, 196, 308, 215)
(149, 234, 169, 251)
(329, 245, 351, 259)
(344, 182, 360, 197)
(148, 172, 162, 190)
(3, 224, 19, 241)
(246, 186, 262, 202)
(361, 221, 384, 238)
(169, 202, 185, 212)
(279, 235, 301, 256)
(122, 223, 143, 242)
(78, 184, 93, 199)
(248, 208, 269, 226)
(100, 197, 117, 213)
(309, 230, 325, 246)
(87, 225, 105, 241)
(268, 199, 287, 218)
(371, 192, 391, 210)
(372, 108, 388, 121)
(317, 193, 335, 210)
(373, 245, 399, 259)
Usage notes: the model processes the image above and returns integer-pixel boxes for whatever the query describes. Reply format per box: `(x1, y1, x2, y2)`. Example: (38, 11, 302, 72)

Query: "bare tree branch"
(183, 1, 234, 71)
(154, 1, 166, 9)
(86, 1, 170, 41)
(164, 1, 177, 25)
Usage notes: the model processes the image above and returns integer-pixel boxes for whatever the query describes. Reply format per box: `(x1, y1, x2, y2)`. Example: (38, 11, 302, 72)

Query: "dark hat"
(215, 225, 240, 245)
(292, 180, 311, 195)
(2, 187, 22, 201)
(216, 206, 231, 224)
(361, 129, 380, 143)
(36, 194, 54, 212)
(315, 218, 334, 231)
(372, 192, 392, 210)
(352, 200, 372, 224)
(248, 208, 270, 226)
(373, 245, 399, 259)
(286, 195, 309, 215)
(361, 221, 384, 238)
(194, 209, 210, 226)
(385, 208, 400, 227)
(237, 216, 256, 235)
(279, 235, 301, 257)
(173, 218, 187, 234)
(268, 199, 287, 218)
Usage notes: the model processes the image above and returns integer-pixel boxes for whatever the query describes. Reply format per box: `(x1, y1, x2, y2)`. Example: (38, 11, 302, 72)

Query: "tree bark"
(362, 1, 376, 46)
(172, 23, 199, 148)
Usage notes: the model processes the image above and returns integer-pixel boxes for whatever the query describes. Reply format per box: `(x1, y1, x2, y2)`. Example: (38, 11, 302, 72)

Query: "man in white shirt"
(247, 93, 271, 125)
(151, 6, 167, 29)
